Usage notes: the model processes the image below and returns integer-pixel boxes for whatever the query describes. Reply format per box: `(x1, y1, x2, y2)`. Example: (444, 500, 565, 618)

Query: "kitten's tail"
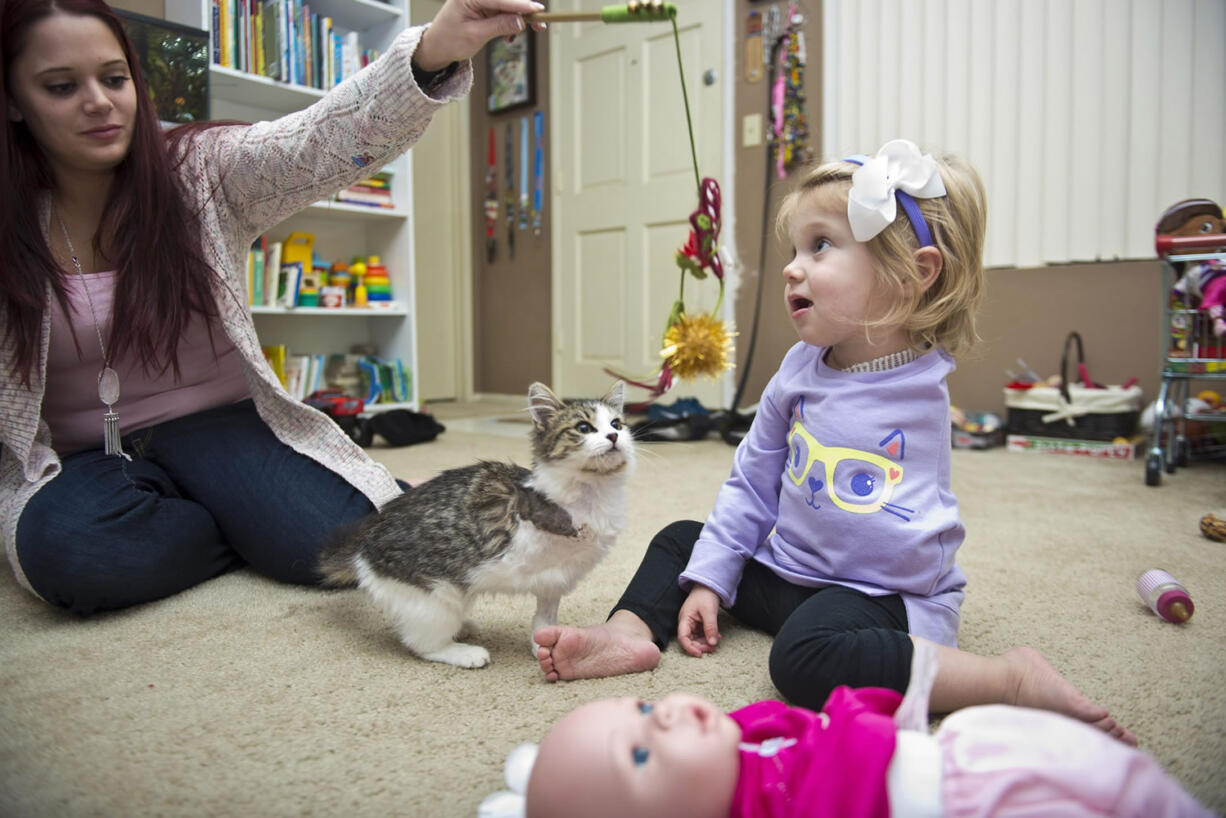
(315, 523, 364, 588)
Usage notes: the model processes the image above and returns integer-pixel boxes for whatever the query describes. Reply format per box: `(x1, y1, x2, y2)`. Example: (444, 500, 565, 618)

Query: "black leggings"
(613, 520, 914, 710)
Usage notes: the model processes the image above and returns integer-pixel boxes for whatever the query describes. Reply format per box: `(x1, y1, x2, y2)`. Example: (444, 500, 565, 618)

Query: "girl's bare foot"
(534, 615, 660, 682)
(1004, 646, 1138, 745)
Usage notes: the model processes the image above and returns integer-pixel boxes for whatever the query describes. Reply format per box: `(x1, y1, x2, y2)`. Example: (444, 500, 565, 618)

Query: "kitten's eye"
(632, 746, 650, 766)
(638, 701, 654, 714)
(576, 421, 595, 434)
(611, 418, 624, 430)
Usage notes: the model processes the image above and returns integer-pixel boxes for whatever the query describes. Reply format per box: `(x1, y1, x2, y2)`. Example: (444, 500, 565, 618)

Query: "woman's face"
(6, 11, 137, 180)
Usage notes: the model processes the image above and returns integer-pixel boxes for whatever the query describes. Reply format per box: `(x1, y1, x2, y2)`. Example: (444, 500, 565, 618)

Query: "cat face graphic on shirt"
(785, 397, 913, 521)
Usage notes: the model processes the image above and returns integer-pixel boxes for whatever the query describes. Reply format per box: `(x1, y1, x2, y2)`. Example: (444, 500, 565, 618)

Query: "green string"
(671, 17, 701, 196)
(669, 16, 725, 316)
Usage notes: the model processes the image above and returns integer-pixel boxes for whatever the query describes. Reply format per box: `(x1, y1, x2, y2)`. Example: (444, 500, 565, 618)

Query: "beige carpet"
(2, 419, 1224, 817)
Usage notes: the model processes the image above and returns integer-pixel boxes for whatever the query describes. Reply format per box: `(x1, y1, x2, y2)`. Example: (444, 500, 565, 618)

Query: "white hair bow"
(477, 743, 538, 818)
(845, 139, 947, 244)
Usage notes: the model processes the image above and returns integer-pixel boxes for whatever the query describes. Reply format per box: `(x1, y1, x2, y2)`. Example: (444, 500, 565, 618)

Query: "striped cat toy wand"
(526, 2, 676, 24)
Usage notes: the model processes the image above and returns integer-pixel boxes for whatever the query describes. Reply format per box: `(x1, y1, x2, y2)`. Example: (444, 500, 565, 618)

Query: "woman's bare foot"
(1003, 646, 1138, 745)
(534, 613, 661, 682)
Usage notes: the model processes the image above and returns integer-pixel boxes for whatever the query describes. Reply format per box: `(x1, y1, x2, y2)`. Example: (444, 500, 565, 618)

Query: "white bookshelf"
(164, 0, 419, 412)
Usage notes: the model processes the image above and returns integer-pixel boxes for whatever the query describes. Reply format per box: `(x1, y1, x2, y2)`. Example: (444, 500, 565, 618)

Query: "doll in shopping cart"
(1157, 198, 1226, 337)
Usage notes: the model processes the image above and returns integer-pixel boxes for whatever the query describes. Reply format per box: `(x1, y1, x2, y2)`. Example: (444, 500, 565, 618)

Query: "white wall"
(821, 0, 1226, 268)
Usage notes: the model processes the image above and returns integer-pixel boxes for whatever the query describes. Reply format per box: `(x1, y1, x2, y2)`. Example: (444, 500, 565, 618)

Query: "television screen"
(116, 9, 209, 125)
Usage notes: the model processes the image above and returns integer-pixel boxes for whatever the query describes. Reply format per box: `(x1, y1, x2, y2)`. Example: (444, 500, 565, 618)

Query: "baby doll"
(1157, 198, 1226, 338)
(479, 643, 1211, 818)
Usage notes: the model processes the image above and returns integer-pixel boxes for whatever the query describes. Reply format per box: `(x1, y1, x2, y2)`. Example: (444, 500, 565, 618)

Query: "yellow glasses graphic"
(786, 420, 905, 515)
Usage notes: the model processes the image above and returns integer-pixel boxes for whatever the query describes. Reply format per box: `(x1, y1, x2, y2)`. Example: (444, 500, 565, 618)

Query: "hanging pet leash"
(485, 127, 499, 262)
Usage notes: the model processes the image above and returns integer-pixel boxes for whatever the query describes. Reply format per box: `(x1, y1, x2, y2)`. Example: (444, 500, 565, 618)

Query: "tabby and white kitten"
(317, 381, 634, 668)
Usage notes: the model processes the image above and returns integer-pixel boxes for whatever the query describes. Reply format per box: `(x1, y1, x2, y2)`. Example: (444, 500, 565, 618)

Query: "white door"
(411, 0, 470, 402)
(551, 0, 727, 405)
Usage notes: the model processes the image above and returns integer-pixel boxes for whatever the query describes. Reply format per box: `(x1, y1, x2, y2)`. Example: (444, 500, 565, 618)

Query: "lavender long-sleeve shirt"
(680, 342, 966, 646)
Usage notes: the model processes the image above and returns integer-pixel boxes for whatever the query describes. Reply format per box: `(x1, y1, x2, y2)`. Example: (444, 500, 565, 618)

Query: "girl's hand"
(415, 0, 547, 72)
(677, 585, 722, 657)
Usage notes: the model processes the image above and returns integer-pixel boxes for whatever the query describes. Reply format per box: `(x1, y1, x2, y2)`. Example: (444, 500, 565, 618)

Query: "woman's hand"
(414, 0, 547, 71)
(677, 584, 722, 658)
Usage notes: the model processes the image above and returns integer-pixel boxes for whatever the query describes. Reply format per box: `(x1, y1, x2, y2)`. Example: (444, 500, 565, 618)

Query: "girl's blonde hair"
(775, 151, 987, 357)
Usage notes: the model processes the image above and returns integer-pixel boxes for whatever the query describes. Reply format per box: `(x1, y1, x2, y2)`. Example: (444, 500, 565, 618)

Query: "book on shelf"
(260, 0, 280, 79)
(246, 236, 266, 305)
(262, 343, 287, 387)
(282, 353, 327, 399)
(334, 191, 395, 208)
(355, 356, 411, 405)
(263, 240, 282, 307)
(276, 261, 303, 308)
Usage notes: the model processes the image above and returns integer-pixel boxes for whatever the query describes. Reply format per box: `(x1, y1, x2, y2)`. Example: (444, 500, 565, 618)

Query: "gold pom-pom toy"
(661, 312, 735, 381)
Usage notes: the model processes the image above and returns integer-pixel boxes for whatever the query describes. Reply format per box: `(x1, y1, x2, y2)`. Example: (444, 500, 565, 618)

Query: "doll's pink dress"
(727, 642, 1211, 818)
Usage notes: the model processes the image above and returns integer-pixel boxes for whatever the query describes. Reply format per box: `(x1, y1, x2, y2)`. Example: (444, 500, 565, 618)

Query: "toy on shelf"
(950, 405, 1003, 449)
(321, 261, 350, 308)
(349, 257, 368, 307)
(1136, 569, 1194, 623)
(363, 256, 393, 306)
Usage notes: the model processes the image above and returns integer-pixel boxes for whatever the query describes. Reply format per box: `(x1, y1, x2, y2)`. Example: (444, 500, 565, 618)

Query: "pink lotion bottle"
(1137, 569, 1195, 623)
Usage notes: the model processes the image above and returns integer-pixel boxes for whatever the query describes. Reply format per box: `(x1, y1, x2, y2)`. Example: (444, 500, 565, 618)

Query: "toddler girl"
(537, 140, 1131, 743)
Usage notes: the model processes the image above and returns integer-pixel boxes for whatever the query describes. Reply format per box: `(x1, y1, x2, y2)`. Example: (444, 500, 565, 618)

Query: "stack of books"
(335, 170, 394, 209)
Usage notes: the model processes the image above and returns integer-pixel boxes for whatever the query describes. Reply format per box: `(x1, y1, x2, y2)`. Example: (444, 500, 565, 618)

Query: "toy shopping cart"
(1145, 232, 1226, 485)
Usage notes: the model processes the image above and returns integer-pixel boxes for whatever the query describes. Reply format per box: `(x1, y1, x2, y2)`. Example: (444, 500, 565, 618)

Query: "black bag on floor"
(369, 410, 445, 447)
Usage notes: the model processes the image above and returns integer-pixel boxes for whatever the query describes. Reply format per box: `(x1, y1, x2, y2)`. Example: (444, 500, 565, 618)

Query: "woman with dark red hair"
(0, 0, 544, 614)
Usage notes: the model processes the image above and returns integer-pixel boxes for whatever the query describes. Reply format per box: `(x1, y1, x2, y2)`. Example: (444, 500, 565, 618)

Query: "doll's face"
(526, 693, 741, 818)
(1171, 214, 1226, 238)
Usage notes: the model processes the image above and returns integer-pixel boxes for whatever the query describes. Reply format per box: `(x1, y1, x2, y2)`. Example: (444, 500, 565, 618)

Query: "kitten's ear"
(527, 382, 564, 425)
(603, 380, 626, 414)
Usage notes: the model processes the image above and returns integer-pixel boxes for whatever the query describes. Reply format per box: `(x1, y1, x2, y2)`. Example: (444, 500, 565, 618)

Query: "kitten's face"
(529, 383, 635, 474)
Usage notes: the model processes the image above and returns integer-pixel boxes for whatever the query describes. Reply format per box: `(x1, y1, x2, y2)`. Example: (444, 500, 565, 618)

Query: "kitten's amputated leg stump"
(362, 570, 492, 668)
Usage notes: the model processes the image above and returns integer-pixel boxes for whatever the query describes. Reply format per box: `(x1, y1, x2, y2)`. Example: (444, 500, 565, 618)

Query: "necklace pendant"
(98, 369, 129, 459)
(99, 366, 121, 405)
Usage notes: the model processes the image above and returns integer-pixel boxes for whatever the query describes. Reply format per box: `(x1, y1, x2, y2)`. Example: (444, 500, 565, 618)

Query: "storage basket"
(1004, 332, 1142, 441)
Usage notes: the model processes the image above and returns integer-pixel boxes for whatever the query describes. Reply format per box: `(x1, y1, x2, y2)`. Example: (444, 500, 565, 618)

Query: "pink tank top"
(43, 271, 251, 454)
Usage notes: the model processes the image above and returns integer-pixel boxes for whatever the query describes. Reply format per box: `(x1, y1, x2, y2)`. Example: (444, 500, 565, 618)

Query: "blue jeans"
(16, 400, 379, 615)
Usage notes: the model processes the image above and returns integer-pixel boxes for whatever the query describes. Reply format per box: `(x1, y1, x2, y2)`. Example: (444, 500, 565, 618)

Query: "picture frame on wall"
(487, 35, 535, 113)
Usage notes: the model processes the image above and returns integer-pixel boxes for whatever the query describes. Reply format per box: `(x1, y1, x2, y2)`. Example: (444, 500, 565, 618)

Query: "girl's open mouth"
(788, 295, 813, 316)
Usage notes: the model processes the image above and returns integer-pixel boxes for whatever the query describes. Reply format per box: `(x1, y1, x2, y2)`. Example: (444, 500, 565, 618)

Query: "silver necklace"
(55, 208, 128, 458)
(834, 347, 920, 373)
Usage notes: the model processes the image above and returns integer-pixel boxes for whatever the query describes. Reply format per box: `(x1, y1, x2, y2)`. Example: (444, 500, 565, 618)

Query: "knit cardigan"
(0, 24, 469, 595)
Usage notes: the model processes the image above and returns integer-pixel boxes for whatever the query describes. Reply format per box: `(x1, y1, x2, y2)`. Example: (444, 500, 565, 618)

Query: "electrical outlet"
(742, 114, 762, 148)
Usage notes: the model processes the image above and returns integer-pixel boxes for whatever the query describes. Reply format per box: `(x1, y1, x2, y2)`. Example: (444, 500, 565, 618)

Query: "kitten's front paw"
(422, 642, 491, 669)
